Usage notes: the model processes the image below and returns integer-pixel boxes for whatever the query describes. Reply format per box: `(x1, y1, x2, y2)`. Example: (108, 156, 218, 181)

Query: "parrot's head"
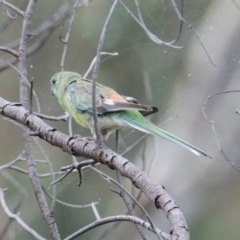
(50, 71, 81, 97)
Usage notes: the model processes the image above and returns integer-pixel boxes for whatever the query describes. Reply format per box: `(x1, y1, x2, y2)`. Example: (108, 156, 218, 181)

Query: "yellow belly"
(67, 109, 91, 129)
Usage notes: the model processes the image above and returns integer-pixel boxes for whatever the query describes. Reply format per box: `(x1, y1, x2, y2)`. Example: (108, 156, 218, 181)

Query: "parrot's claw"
(73, 135, 98, 143)
(73, 134, 82, 139)
(81, 136, 97, 142)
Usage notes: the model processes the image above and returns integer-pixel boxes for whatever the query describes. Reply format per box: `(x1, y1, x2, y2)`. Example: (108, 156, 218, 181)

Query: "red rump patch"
(109, 92, 125, 101)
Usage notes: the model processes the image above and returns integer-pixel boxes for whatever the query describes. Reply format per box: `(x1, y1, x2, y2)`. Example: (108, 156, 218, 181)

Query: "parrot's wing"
(66, 80, 156, 115)
(66, 81, 93, 112)
(100, 99, 154, 114)
(122, 96, 159, 116)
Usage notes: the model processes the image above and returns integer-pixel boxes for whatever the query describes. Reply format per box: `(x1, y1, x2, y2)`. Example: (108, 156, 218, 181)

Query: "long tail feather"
(122, 117, 210, 158)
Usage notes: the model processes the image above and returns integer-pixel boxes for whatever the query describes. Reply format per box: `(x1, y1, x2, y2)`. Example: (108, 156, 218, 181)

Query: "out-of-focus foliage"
(1, 0, 240, 239)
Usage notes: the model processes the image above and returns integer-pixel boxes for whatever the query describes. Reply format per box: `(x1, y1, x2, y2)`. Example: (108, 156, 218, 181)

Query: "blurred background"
(1, 0, 240, 239)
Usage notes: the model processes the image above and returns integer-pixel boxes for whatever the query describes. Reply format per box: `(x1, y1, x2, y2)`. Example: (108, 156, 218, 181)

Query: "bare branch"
(0, 153, 23, 171)
(120, 1, 182, 49)
(91, 202, 101, 220)
(91, 166, 161, 240)
(0, 0, 25, 17)
(33, 137, 57, 211)
(18, 0, 60, 239)
(0, 46, 19, 58)
(35, 112, 69, 121)
(0, 188, 45, 240)
(83, 52, 118, 79)
(170, 0, 216, 66)
(115, 131, 148, 240)
(0, 2, 82, 73)
(0, 60, 41, 112)
(60, 0, 80, 71)
(51, 166, 75, 186)
(0, 97, 190, 239)
(91, 0, 120, 146)
(64, 215, 169, 240)
(43, 187, 96, 209)
(29, 78, 34, 114)
(202, 90, 240, 171)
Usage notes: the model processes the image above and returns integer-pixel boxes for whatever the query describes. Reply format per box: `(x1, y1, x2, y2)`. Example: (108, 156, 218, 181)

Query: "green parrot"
(50, 71, 209, 157)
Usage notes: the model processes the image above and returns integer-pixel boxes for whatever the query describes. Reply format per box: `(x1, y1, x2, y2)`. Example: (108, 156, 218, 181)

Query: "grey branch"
(0, 0, 25, 17)
(0, 97, 190, 240)
(0, 2, 82, 72)
(64, 215, 169, 240)
(18, 0, 60, 239)
(0, 46, 19, 58)
(0, 188, 45, 240)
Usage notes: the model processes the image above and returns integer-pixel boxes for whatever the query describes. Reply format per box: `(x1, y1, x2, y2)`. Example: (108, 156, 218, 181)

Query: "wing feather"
(65, 79, 157, 115)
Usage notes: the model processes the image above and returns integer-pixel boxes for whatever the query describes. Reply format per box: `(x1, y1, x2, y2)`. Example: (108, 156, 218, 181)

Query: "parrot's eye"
(52, 78, 56, 85)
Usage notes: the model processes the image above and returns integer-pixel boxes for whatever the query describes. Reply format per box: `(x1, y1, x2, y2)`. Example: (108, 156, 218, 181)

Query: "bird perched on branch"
(50, 71, 209, 157)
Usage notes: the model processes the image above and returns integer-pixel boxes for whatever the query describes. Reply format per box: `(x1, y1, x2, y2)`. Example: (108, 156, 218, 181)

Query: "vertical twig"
(29, 77, 33, 114)
(115, 131, 149, 240)
(18, 1, 60, 239)
(91, 0, 120, 147)
(60, 0, 80, 71)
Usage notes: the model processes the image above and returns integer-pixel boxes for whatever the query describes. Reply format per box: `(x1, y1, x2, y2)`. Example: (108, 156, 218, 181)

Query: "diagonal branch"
(0, 0, 25, 17)
(0, 188, 45, 240)
(0, 46, 19, 58)
(0, 2, 82, 72)
(0, 97, 190, 240)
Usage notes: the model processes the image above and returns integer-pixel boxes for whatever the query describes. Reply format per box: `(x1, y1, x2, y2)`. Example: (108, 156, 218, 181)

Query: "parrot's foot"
(73, 134, 95, 141)
(73, 134, 97, 142)
(73, 134, 82, 139)
(73, 135, 97, 143)
(73, 135, 105, 146)
(81, 136, 96, 142)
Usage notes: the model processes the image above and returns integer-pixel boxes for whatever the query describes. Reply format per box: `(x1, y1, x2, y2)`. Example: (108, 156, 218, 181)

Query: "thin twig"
(0, 188, 45, 240)
(115, 131, 148, 240)
(56, 159, 97, 187)
(91, 202, 101, 220)
(51, 166, 75, 186)
(0, 46, 19, 58)
(35, 112, 69, 121)
(64, 215, 167, 240)
(170, 0, 216, 66)
(42, 187, 97, 209)
(18, 1, 60, 239)
(0, 0, 25, 17)
(60, 0, 80, 71)
(0, 60, 41, 112)
(0, 2, 81, 73)
(91, 166, 161, 240)
(0, 152, 24, 171)
(0, 192, 24, 240)
(83, 52, 118, 79)
(0, 96, 189, 239)
(33, 137, 57, 211)
(29, 78, 33, 114)
(91, 0, 120, 146)
(134, 0, 180, 46)
(120, 1, 182, 49)
(202, 90, 240, 171)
